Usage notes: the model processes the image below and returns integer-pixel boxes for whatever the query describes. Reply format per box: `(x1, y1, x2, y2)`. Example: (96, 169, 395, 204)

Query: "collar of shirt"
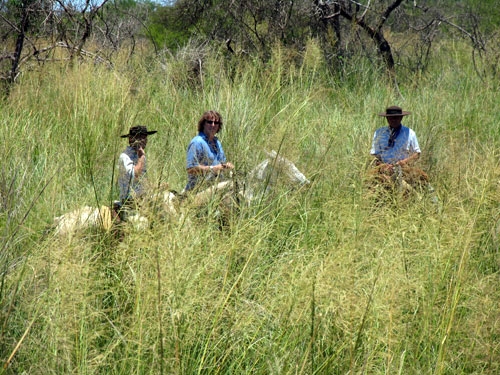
(198, 131, 221, 155)
(124, 146, 139, 160)
(198, 131, 218, 143)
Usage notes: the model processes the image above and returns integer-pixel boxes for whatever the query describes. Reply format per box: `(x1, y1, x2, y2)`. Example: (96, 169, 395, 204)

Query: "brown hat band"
(378, 106, 411, 117)
(386, 108, 402, 115)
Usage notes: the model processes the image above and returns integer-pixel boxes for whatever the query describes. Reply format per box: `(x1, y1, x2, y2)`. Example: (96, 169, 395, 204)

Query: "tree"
(0, 0, 51, 89)
(313, 0, 500, 76)
(160, 0, 497, 79)
(0, 0, 152, 95)
(317, 0, 403, 72)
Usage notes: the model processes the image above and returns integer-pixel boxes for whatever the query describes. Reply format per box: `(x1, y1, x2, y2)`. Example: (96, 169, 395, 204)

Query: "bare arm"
(395, 152, 420, 166)
(134, 147, 146, 177)
(187, 162, 234, 175)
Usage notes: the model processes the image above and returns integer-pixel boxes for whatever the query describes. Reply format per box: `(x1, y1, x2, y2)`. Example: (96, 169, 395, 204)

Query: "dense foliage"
(1, 35, 500, 373)
(0, 0, 500, 374)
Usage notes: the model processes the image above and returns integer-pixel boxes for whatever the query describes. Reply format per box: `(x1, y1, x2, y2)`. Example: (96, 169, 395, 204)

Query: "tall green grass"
(1, 39, 499, 374)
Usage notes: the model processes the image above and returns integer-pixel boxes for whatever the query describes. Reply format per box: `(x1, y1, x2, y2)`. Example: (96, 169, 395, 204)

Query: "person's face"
(202, 117, 220, 138)
(386, 115, 403, 128)
(130, 134, 148, 149)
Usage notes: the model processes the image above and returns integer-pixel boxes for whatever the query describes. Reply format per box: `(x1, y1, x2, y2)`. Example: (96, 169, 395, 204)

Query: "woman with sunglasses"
(183, 110, 234, 192)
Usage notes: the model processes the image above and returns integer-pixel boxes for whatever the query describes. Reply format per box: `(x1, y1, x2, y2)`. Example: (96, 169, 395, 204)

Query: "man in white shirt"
(369, 106, 429, 191)
(370, 106, 421, 167)
(118, 125, 157, 204)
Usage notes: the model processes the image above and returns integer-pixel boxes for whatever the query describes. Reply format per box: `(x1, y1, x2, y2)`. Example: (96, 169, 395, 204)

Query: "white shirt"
(118, 146, 146, 202)
(370, 125, 420, 164)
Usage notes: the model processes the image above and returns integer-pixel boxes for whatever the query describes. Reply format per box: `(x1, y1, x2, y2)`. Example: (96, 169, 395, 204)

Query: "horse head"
(243, 150, 309, 201)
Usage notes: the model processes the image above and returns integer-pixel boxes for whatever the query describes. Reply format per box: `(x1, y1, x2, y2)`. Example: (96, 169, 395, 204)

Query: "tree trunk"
(337, 4, 398, 73)
(314, 0, 342, 72)
(10, 3, 30, 85)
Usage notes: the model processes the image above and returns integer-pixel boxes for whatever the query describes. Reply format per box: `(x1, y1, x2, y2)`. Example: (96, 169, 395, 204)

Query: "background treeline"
(1, 0, 500, 95)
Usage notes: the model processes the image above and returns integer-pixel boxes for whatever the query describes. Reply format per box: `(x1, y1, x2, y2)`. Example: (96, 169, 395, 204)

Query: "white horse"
(243, 150, 310, 201)
(51, 150, 309, 236)
(178, 150, 310, 209)
(51, 204, 150, 237)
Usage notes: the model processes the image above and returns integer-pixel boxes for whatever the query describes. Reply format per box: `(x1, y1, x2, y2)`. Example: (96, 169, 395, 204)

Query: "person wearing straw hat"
(118, 125, 157, 204)
(369, 106, 429, 192)
(370, 105, 421, 167)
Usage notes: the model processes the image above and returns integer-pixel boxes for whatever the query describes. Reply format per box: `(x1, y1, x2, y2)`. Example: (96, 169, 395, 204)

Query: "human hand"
(137, 146, 145, 158)
(221, 162, 234, 170)
(395, 159, 406, 167)
(379, 163, 394, 173)
(209, 163, 234, 174)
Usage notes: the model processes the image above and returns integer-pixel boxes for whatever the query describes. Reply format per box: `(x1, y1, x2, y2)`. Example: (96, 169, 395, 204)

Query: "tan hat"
(378, 106, 411, 117)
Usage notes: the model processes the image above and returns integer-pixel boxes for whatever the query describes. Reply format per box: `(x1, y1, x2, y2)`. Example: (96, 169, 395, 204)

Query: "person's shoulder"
(190, 133, 206, 143)
(119, 147, 133, 158)
(187, 134, 207, 150)
(118, 149, 133, 167)
(404, 126, 417, 134)
(374, 126, 388, 134)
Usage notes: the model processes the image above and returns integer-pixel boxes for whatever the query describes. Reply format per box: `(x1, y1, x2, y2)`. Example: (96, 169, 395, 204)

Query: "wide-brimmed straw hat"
(378, 106, 411, 117)
(120, 125, 157, 138)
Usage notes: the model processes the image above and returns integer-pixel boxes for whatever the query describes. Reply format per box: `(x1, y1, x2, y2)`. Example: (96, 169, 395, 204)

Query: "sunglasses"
(205, 120, 220, 125)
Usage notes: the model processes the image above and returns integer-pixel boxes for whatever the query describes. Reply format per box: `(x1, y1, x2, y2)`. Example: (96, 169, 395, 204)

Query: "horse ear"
(249, 159, 269, 181)
(266, 150, 277, 159)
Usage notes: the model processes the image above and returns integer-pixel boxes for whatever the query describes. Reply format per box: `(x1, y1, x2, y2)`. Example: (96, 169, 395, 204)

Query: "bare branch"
(0, 55, 15, 62)
(359, 0, 371, 21)
(438, 16, 485, 50)
(378, 0, 404, 30)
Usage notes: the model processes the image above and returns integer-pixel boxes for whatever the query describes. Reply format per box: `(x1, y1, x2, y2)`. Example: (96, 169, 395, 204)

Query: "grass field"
(1, 40, 499, 374)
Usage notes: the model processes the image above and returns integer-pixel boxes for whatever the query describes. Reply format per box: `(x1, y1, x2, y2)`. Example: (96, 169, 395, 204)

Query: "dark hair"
(197, 110, 223, 133)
